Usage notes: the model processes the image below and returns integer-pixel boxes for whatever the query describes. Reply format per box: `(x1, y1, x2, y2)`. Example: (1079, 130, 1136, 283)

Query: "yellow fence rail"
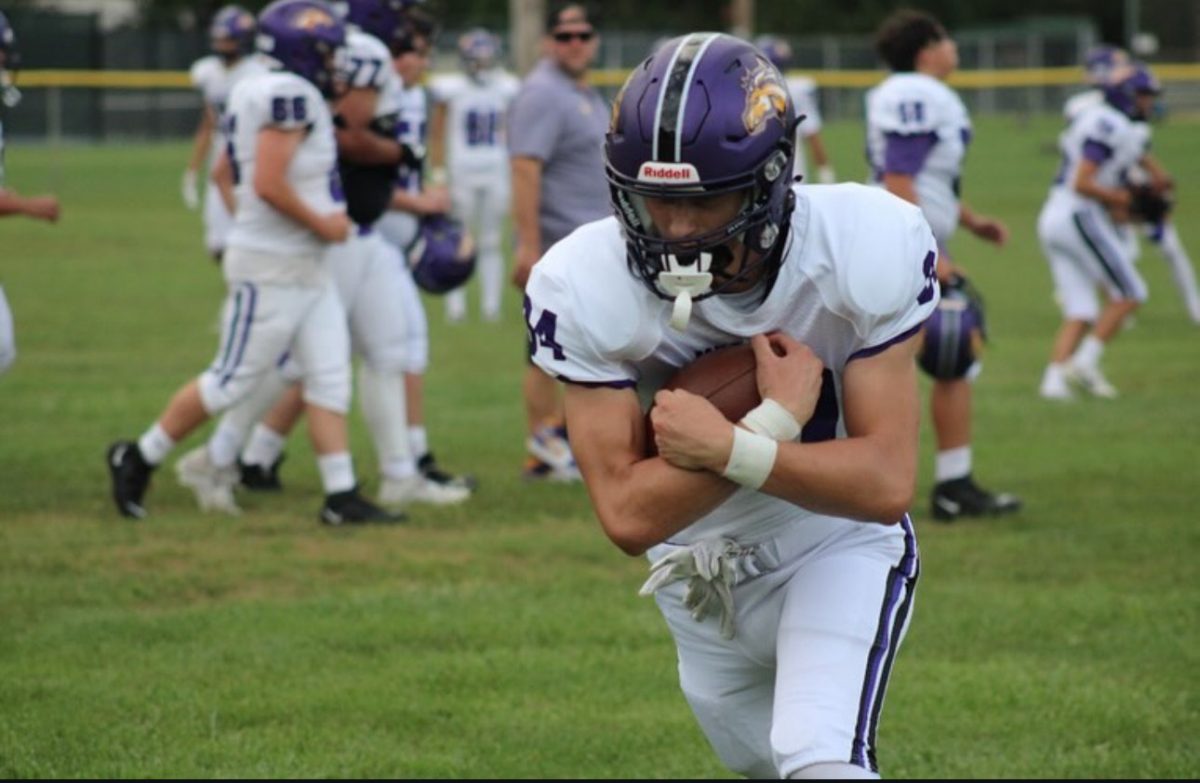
(18, 64, 1200, 90)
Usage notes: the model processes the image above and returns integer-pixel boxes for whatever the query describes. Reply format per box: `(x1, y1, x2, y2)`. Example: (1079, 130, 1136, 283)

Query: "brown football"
(645, 342, 761, 457)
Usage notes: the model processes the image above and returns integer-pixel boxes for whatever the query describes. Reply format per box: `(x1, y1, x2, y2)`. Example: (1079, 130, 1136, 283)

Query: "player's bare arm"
(0, 189, 60, 222)
(510, 156, 543, 288)
(564, 384, 737, 556)
(389, 185, 449, 215)
(255, 126, 348, 242)
(211, 149, 236, 214)
(1072, 157, 1132, 220)
(959, 200, 1009, 245)
(654, 333, 921, 524)
(334, 86, 408, 166)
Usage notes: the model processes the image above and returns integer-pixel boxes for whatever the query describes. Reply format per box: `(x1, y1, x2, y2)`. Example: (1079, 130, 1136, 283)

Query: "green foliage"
(0, 116, 1198, 777)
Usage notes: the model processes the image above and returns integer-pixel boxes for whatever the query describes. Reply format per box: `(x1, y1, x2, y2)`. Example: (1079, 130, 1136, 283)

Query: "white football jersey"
(787, 75, 822, 178)
(1045, 100, 1147, 210)
(344, 27, 402, 118)
(526, 183, 939, 544)
(429, 68, 520, 174)
(223, 70, 344, 260)
(189, 54, 268, 170)
(376, 81, 428, 249)
(1062, 88, 1104, 123)
(865, 72, 971, 243)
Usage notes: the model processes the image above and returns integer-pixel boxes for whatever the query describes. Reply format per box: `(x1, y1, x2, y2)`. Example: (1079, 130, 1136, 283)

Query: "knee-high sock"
(1156, 223, 1200, 324)
(358, 363, 416, 480)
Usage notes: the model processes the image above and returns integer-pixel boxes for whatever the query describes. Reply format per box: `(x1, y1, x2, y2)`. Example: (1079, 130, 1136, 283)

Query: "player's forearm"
(0, 190, 36, 217)
(511, 158, 542, 249)
(255, 178, 326, 237)
(1073, 174, 1127, 209)
(335, 126, 406, 167)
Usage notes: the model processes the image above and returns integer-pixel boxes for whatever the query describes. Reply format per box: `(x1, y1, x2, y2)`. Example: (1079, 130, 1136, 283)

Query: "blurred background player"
(866, 9, 1021, 522)
(182, 5, 265, 260)
(754, 34, 835, 184)
(106, 0, 398, 525)
(1063, 44, 1130, 124)
(0, 9, 61, 377)
(508, 2, 610, 481)
(205, 0, 468, 512)
(428, 27, 520, 324)
(1037, 62, 1175, 400)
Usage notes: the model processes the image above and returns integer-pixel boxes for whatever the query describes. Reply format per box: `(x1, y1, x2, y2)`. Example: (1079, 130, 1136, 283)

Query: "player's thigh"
(772, 525, 917, 776)
(348, 234, 410, 371)
(655, 585, 778, 780)
(292, 280, 352, 413)
(0, 284, 15, 374)
(1072, 209, 1148, 303)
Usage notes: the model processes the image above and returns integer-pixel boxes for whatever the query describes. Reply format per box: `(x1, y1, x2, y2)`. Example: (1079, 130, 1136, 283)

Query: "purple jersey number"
(524, 295, 566, 361)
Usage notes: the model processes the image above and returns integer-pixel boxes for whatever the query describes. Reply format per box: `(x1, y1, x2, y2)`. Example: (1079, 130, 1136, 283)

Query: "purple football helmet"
(410, 214, 477, 294)
(606, 32, 797, 327)
(340, 0, 419, 55)
(256, 0, 346, 98)
(753, 34, 793, 72)
(0, 10, 22, 108)
(1103, 61, 1161, 120)
(458, 28, 499, 76)
(1083, 44, 1129, 87)
(210, 5, 257, 59)
(918, 279, 986, 380)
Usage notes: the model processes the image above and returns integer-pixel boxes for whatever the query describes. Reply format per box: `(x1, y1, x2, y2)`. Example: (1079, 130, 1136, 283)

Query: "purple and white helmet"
(256, 0, 346, 98)
(1083, 44, 1129, 87)
(753, 34, 793, 72)
(210, 5, 257, 58)
(1103, 60, 1161, 120)
(410, 214, 477, 294)
(606, 32, 797, 329)
(458, 28, 499, 75)
(0, 10, 22, 108)
(918, 281, 986, 381)
(339, 0, 419, 55)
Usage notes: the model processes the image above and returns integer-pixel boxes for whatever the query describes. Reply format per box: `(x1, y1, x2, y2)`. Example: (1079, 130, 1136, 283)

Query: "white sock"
(1044, 362, 1067, 382)
(241, 424, 286, 468)
(207, 419, 245, 468)
(358, 364, 417, 481)
(1073, 334, 1104, 369)
(935, 445, 972, 483)
(137, 423, 175, 466)
(317, 452, 356, 495)
(408, 425, 428, 461)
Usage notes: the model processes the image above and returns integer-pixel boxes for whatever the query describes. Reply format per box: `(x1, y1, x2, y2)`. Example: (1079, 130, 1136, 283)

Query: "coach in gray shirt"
(508, 2, 610, 479)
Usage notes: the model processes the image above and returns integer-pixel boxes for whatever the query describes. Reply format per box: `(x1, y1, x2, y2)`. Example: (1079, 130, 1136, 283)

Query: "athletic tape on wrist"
(722, 427, 778, 490)
(739, 398, 802, 442)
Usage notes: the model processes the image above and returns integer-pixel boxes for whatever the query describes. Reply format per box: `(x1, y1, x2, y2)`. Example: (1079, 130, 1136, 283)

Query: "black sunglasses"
(553, 30, 595, 43)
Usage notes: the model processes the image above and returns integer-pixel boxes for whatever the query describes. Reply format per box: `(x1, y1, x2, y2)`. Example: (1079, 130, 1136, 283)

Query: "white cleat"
(527, 427, 577, 473)
(1065, 362, 1119, 399)
(1039, 367, 1074, 401)
(379, 475, 470, 508)
(174, 445, 242, 515)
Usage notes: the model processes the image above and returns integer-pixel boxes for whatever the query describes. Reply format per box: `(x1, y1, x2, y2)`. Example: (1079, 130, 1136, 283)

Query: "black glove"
(1127, 185, 1173, 224)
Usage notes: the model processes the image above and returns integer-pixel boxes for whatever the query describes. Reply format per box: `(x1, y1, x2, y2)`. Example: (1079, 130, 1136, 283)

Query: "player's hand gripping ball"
(645, 343, 761, 458)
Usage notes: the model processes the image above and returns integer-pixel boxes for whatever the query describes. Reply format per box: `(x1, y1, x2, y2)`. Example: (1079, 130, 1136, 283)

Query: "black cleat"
(239, 454, 285, 492)
(106, 440, 154, 519)
(418, 452, 477, 491)
(930, 474, 1022, 522)
(319, 486, 406, 526)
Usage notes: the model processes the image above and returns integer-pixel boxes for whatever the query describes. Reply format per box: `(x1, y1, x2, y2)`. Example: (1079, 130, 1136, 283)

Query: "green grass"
(1, 116, 1198, 778)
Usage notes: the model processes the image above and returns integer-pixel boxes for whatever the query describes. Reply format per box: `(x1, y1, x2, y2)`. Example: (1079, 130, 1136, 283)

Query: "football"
(645, 342, 761, 457)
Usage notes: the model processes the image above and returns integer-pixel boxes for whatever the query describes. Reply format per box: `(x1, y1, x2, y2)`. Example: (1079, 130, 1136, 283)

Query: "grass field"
(1, 115, 1198, 778)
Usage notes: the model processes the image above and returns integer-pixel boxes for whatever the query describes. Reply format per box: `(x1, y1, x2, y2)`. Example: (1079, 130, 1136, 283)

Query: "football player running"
(525, 33, 933, 779)
(427, 27, 520, 324)
(1037, 62, 1176, 398)
(0, 9, 61, 377)
(182, 4, 266, 260)
(106, 0, 398, 525)
(865, 9, 1021, 522)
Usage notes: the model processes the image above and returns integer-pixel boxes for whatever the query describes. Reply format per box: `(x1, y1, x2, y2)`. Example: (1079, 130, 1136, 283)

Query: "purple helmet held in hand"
(606, 33, 797, 326)
(1103, 60, 1161, 120)
(256, 0, 346, 98)
(918, 278, 987, 381)
(410, 214, 477, 294)
(340, 0, 420, 56)
(0, 10, 22, 108)
(210, 5, 257, 60)
(753, 34, 793, 72)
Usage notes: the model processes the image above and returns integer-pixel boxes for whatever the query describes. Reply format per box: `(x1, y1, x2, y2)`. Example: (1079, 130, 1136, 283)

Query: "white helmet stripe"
(674, 33, 721, 162)
(652, 32, 718, 163)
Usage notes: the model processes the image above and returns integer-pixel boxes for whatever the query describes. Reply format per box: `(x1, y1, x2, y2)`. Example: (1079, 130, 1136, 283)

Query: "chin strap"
(657, 252, 715, 331)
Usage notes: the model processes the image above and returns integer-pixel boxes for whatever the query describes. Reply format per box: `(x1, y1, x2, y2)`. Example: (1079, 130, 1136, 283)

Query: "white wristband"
(739, 398, 802, 442)
(722, 427, 778, 490)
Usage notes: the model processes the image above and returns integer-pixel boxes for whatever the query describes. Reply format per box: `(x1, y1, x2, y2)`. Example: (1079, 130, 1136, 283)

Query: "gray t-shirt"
(508, 58, 610, 250)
